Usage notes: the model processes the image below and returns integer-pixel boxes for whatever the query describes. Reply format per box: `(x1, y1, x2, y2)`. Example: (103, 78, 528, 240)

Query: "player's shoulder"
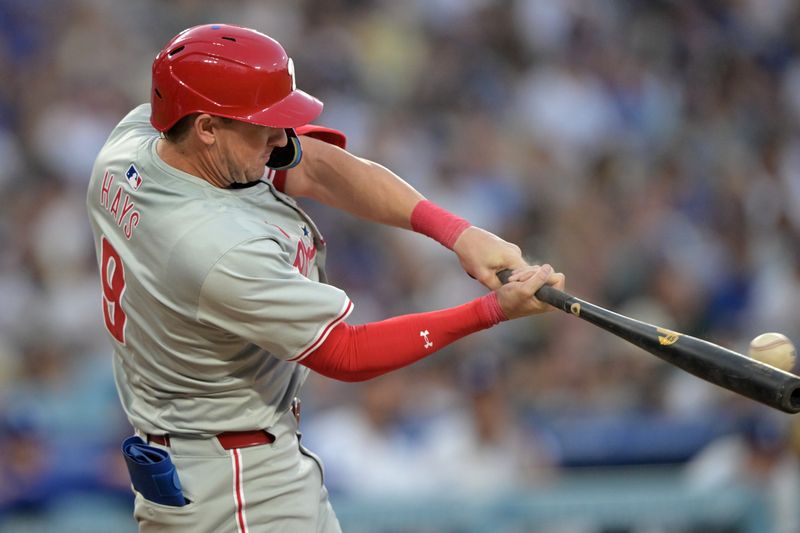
(92, 104, 155, 167)
(100, 104, 155, 152)
(119, 103, 152, 126)
(296, 125, 347, 150)
(272, 125, 347, 192)
(111, 104, 155, 141)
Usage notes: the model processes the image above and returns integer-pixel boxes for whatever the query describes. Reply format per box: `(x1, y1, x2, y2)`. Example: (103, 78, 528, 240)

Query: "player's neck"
(156, 138, 231, 188)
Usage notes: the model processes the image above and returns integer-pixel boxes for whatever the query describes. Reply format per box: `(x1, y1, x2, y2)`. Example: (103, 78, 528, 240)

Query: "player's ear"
(193, 114, 217, 146)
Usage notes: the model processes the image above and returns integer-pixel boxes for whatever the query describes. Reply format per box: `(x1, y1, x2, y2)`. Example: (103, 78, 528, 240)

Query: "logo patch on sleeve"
(125, 164, 143, 191)
(420, 330, 433, 349)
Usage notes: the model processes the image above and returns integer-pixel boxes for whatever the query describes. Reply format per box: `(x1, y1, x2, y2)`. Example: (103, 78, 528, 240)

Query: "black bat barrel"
(498, 271, 800, 414)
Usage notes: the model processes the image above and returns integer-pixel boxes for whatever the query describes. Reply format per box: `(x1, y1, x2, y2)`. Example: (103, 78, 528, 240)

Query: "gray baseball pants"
(131, 407, 341, 532)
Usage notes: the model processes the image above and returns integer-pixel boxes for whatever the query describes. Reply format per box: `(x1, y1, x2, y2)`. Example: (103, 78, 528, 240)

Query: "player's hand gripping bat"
(497, 269, 800, 414)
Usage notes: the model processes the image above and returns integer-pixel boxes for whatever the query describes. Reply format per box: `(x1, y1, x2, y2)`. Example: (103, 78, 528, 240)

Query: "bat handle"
(496, 268, 572, 311)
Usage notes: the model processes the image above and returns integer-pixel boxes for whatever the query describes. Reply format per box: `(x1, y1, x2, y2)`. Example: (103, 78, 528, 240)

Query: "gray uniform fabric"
(87, 104, 349, 531)
(132, 409, 340, 533)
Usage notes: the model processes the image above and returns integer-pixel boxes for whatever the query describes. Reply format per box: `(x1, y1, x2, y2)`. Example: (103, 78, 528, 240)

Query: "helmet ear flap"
(266, 128, 302, 170)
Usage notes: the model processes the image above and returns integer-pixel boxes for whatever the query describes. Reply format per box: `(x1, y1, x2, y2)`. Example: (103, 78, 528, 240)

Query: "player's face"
(213, 119, 288, 183)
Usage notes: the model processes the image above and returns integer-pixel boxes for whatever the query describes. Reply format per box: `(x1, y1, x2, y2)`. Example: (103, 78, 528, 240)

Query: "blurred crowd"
(2, 0, 800, 529)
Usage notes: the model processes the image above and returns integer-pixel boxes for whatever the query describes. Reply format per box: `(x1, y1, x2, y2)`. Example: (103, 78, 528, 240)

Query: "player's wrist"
(476, 292, 508, 325)
(410, 199, 471, 250)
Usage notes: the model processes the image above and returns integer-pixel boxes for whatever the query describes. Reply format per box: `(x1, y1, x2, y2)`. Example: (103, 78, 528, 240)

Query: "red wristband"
(410, 200, 472, 249)
(479, 292, 508, 323)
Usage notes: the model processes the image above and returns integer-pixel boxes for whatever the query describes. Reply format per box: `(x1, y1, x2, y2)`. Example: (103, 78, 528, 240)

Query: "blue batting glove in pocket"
(122, 435, 188, 507)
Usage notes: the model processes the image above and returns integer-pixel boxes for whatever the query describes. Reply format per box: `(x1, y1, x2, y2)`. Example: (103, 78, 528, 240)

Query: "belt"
(147, 399, 300, 450)
(147, 429, 275, 450)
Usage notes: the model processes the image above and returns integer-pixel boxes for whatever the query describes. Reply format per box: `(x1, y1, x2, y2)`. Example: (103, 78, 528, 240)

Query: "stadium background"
(1, 0, 800, 531)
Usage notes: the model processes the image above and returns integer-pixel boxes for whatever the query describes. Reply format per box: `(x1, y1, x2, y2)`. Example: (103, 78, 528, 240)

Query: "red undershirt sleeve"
(300, 292, 507, 382)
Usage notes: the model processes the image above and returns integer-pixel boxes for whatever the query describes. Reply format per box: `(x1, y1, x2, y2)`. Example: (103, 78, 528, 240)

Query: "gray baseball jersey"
(86, 104, 352, 437)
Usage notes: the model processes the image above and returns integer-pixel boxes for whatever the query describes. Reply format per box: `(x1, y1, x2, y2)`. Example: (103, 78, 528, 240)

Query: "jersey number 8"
(101, 237, 127, 344)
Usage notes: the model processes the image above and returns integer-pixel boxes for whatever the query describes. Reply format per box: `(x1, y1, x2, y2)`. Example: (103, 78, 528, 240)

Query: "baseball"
(748, 332, 796, 372)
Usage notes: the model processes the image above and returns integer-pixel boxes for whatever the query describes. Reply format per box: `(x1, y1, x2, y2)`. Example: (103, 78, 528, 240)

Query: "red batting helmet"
(150, 24, 322, 132)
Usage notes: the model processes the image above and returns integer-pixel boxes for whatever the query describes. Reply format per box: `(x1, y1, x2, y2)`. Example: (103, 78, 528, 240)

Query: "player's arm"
(300, 264, 563, 382)
(284, 136, 423, 229)
(285, 136, 527, 289)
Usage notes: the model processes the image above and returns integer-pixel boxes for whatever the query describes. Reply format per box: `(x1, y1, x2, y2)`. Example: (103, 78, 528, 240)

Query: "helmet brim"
(244, 89, 323, 129)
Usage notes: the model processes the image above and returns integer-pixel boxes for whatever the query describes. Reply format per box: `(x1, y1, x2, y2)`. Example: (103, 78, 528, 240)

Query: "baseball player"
(86, 24, 564, 532)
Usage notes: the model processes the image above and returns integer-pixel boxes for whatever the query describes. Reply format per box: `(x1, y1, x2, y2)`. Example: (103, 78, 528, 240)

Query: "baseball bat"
(497, 269, 800, 414)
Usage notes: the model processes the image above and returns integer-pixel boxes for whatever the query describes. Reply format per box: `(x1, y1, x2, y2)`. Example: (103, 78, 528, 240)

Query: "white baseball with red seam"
(748, 332, 796, 372)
